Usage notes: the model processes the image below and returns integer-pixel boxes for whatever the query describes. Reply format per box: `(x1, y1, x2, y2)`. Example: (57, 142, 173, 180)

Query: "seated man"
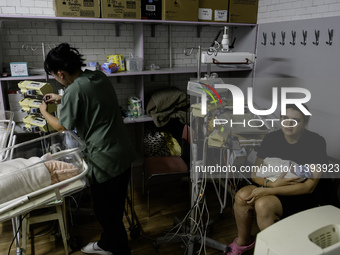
(226, 104, 338, 255)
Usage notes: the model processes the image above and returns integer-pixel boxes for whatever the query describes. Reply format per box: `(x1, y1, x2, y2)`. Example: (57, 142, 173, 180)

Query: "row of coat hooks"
(21, 43, 56, 51)
(261, 28, 333, 46)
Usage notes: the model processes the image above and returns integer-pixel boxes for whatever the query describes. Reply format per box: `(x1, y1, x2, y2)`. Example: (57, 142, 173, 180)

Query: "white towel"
(256, 157, 300, 182)
(0, 157, 51, 204)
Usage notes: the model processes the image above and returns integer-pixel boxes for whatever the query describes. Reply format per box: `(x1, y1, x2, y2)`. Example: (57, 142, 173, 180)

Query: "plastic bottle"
(95, 62, 100, 71)
(2, 67, 8, 77)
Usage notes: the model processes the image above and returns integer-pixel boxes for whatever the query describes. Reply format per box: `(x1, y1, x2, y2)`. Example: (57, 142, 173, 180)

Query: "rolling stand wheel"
(129, 226, 140, 240)
(152, 242, 159, 250)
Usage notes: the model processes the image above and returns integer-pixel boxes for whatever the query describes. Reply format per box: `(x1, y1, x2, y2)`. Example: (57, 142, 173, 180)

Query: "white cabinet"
(0, 15, 258, 123)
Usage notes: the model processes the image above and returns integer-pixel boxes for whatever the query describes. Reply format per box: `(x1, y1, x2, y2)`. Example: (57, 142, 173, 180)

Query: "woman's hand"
(39, 100, 49, 114)
(43, 93, 62, 104)
(244, 187, 269, 204)
(270, 172, 303, 188)
(245, 177, 303, 204)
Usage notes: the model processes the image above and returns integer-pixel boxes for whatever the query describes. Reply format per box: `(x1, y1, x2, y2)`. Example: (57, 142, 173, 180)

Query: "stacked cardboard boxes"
(54, 0, 101, 18)
(198, 0, 228, 22)
(101, 0, 141, 19)
(54, 0, 258, 24)
(198, 0, 258, 24)
(228, 0, 258, 24)
(162, 0, 199, 21)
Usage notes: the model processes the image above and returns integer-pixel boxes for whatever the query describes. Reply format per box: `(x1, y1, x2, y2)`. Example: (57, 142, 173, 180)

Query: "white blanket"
(0, 157, 51, 204)
(256, 157, 311, 182)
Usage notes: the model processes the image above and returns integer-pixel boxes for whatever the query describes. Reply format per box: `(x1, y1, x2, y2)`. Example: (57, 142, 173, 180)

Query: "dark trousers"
(91, 167, 131, 255)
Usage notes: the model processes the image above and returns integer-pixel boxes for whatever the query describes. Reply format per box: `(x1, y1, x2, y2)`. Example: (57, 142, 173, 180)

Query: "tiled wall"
(0, 0, 54, 16)
(0, 18, 219, 111)
(258, 0, 340, 24)
(0, 20, 218, 69)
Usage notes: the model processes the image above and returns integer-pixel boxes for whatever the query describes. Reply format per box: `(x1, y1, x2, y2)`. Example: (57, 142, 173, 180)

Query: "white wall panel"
(254, 16, 340, 160)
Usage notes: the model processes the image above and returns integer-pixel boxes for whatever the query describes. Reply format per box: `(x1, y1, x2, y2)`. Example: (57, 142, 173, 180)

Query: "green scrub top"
(59, 70, 137, 185)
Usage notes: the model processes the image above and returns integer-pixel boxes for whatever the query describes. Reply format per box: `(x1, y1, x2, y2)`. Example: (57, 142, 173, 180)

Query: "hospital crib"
(0, 131, 88, 255)
(0, 111, 16, 161)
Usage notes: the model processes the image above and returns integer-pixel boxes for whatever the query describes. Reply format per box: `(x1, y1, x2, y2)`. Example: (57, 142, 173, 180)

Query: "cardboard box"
(54, 0, 100, 18)
(101, 0, 141, 19)
(199, 0, 228, 22)
(228, 0, 258, 24)
(162, 0, 198, 21)
(141, 0, 162, 20)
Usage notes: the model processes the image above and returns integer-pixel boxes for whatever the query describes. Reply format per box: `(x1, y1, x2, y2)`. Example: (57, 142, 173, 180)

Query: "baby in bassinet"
(0, 157, 79, 204)
(256, 157, 311, 183)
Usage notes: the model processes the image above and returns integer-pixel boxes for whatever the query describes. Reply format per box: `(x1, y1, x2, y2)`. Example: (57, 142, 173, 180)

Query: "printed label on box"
(84, 0, 95, 7)
(198, 8, 212, 20)
(126, 1, 136, 8)
(146, 4, 156, 11)
(215, 10, 227, 21)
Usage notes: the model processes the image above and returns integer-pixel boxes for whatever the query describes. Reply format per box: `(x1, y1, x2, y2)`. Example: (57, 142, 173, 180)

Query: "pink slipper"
(226, 238, 255, 255)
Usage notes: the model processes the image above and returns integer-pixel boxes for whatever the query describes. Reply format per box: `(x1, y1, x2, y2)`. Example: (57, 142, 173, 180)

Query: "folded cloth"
(44, 160, 79, 184)
(146, 87, 189, 127)
(0, 157, 51, 204)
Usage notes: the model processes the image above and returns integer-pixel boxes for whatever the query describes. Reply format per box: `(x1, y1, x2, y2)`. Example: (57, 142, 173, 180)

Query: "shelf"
(123, 115, 153, 124)
(0, 66, 252, 82)
(0, 14, 257, 27)
(0, 75, 52, 81)
(0, 13, 257, 129)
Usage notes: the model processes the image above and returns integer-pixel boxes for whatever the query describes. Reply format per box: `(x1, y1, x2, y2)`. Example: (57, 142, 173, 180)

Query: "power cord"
(8, 213, 29, 255)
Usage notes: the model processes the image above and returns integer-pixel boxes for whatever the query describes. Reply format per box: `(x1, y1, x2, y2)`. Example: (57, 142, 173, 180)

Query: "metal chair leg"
(147, 178, 150, 218)
(21, 217, 28, 255)
(56, 205, 69, 255)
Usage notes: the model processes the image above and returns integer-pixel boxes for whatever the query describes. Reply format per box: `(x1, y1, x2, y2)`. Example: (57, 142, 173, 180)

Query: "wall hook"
(21, 44, 28, 50)
(313, 29, 320, 45)
(279, 31, 285, 45)
(326, 28, 333, 45)
(290, 30, 296, 45)
(270, 32, 276, 45)
(301, 30, 307, 45)
(184, 47, 194, 56)
(261, 32, 267, 45)
(47, 44, 56, 49)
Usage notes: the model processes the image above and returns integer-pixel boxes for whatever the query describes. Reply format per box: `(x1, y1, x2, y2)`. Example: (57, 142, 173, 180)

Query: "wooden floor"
(0, 180, 259, 255)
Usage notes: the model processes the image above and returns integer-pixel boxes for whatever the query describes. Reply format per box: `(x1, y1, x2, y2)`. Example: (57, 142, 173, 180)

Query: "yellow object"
(19, 98, 57, 113)
(54, 0, 101, 18)
(18, 98, 31, 112)
(161, 132, 181, 156)
(119, 54, 125, 71)
(162, 0, 199, 21)
(107, 54, 126, 71)
(101, 0, 141, 19)
(23, 115, 54, 132)
(18, 80, 53, 96)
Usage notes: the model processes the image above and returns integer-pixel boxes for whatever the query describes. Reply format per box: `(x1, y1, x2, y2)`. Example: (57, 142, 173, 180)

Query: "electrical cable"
(8, 213, 29, 255)
(159, 109, 226, 254)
